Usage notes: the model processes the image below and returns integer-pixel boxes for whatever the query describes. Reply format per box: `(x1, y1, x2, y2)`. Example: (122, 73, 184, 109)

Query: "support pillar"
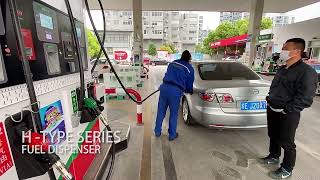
(248, 0, 264, 67)
(132, 0, 143, 65)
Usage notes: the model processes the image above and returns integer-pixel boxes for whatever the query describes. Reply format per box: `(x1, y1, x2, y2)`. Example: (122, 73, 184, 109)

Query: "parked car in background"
(182, 61, 271, 129)
(143, 57, 151, 66)
(150, 59, 169, 66)
(308, 63, 320, 95)
(222, 56, 240, 61)
(90, 58, 119, 77)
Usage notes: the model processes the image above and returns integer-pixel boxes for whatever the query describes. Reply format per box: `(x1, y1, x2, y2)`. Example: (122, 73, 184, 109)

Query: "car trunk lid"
(196, 80, 270, 114)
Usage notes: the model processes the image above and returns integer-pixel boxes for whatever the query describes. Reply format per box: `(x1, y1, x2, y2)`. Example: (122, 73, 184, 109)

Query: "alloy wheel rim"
(182, 101, 188, 122)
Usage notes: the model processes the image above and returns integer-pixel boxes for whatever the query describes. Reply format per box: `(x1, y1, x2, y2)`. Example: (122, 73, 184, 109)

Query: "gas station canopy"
(87, 0, 320, 13)
(210, 34, 249, 48)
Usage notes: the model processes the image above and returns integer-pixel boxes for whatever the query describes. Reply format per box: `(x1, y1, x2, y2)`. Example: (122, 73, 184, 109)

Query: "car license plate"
(240, 101, 267, 111)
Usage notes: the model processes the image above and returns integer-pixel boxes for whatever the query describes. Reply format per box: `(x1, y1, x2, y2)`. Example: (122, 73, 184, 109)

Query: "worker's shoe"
(259, 155, 280, 165)
(268, 167, 292, 179)
(169, 133, 179, 141)
(154, 132, 161, 138)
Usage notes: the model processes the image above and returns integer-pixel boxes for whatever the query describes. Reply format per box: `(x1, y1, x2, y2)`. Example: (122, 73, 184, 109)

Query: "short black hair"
(181, 50, 191, 62)
(285, 38, 306, 55)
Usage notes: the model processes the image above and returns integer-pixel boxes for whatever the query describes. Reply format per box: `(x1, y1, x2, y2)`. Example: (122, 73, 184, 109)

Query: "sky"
(199, 2, 320, 30)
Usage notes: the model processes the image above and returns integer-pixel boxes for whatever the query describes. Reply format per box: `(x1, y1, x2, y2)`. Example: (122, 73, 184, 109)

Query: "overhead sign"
(114, 51, 128, 60)
(258, 34, 273, 42)
(0, 122, 14, 176)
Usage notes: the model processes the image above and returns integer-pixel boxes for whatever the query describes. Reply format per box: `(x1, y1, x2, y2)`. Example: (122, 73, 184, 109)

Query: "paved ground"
(105, 66, 320, 180)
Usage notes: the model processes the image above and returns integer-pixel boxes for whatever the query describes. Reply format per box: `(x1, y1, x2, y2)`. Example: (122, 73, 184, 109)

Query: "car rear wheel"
(316, 82, 320, 96)
(182, 98, 193, 125)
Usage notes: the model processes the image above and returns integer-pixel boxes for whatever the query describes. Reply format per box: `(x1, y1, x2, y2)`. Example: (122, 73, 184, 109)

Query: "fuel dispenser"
(0, 0, 88, 88)
(0, 0, 135, 179)
(0, 0, 113, 179)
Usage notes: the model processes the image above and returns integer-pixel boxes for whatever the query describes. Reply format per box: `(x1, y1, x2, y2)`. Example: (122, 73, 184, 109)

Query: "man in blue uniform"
(154, 50, 195, 141)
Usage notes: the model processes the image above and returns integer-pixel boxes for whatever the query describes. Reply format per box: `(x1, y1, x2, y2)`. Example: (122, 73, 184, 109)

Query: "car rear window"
(198, 62, 261, 80)
(310, 64, 320, 73)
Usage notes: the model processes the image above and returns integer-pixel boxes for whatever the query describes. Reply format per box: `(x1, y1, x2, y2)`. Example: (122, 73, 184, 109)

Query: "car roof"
(191, 60, 237, 64)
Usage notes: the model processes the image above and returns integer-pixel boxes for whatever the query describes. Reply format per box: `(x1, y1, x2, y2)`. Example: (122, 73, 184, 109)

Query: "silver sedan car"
(182, 61, 271, 129)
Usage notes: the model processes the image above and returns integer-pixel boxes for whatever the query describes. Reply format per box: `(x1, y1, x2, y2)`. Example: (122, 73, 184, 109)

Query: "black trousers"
(267, 107, 300, 172)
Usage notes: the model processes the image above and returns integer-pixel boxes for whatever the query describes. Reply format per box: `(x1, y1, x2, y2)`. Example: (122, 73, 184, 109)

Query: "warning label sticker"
(0, 122, 13, 176)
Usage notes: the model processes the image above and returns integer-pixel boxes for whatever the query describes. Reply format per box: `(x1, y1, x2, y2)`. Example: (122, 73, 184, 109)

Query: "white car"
(90, 58, 119, 77)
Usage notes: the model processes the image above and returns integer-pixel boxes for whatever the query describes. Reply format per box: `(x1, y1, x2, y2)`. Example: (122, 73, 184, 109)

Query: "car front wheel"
(182, 98, 193, 125)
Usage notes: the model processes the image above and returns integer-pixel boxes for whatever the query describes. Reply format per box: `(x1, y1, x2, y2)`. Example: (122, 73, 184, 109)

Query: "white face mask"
(279, 50, 291, 61)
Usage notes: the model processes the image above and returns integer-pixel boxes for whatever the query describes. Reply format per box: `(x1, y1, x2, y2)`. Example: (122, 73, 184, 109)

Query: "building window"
(144, 21, 149, 26)
(152, 22, 158, 26)
(144, 30, 147, 34)
(122, 11, 132, 17)
(152, 30, 162, 35)
(189, 30, 196, 34)
(172, 12, 179, 16)
(114, 20, 119, 25)
(172, 27, 179, 31)
(123, 20, 132, 25)
(105, 11, 111, 16)
(143, 12, 149, 16)
(189, 37, 193, 41)
(152, 12, 162, 17)
(172, 34, 178, 39)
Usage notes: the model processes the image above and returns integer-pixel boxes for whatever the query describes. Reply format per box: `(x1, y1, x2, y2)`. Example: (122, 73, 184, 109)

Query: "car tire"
(182, 97, 193, 125)
(316, 82, 320, 96)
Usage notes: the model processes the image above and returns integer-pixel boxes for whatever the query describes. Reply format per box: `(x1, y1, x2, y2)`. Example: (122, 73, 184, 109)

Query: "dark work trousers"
(267, 106, 300, 172)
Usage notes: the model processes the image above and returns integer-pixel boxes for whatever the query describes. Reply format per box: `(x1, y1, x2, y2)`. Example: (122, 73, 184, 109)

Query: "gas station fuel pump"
(0, 0, 115, 179)
(0, 0, 135, 178)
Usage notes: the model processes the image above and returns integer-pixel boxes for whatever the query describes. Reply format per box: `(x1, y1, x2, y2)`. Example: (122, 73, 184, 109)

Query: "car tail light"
(199, 92, 216, 102)
(216, 93, 234, 103)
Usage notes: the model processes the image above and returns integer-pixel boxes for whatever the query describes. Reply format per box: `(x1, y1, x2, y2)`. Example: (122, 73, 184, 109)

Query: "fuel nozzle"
(82, 98, 109, 127)
(23, 131, 74, 180)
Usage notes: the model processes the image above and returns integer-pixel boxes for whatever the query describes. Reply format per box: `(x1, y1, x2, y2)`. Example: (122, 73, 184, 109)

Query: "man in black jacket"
(260, 38, 318, 179)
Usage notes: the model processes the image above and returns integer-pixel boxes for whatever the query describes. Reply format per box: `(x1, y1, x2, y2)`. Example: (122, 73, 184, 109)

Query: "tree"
(167, 43, 177, 54)
(202, 30, 219, 56)
(235, 19, 250, 35)
(195, 43, 203, 53)
(235, 17, 273, 35)
(214, 21, 238, 40)
(86, 28, 100, 60)
(201, 18, 273, 55)
(147, 43, 157, 56)
(261, 17, 273, 30)
(159, 43, 177, 54)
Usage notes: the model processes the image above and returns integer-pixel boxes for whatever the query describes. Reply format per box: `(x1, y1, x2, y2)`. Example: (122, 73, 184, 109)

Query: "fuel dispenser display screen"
(75, 21, 88, 70)
(76, 27, 81, 39)
(40, 13, 54, 30)
(0, 3, 7, 84)
(0, 49, 8, 84)
(33, 2, 59, 43)
(0, 4, 4, 35)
